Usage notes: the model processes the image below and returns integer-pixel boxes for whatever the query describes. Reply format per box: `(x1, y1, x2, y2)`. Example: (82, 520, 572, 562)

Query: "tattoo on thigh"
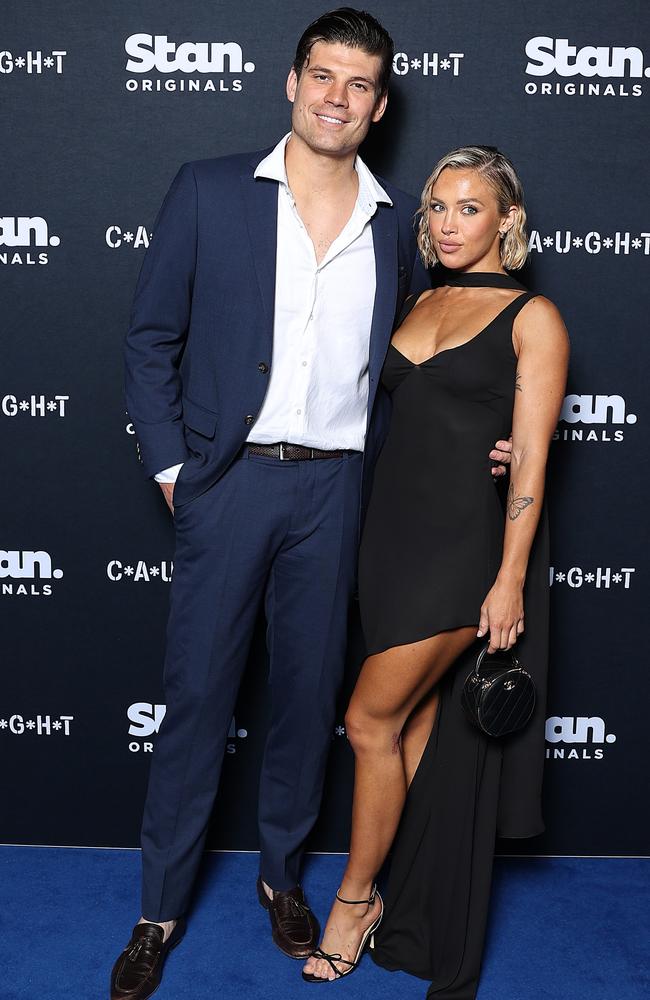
(507, 482, 534, 520)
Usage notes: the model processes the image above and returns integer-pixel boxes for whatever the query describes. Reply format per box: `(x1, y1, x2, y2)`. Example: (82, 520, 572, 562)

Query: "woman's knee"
(344, 703, 398, 756)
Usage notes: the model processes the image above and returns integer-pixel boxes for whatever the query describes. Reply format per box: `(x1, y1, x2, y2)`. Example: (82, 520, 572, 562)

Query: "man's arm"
(124, 163, 198, 480)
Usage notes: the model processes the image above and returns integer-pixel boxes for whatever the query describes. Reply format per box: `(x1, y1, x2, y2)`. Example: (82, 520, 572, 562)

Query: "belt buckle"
(279, 442, 288, 461)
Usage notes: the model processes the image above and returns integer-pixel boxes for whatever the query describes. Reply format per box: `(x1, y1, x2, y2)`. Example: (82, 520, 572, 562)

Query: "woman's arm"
(477, 295, 570, 653)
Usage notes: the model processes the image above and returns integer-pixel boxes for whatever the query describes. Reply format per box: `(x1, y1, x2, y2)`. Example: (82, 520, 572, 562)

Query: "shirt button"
(302, 361, 307, 367)
(296, 409, 302, 415)
(258, 362, 269, 374)
(244, 414, 255, 426)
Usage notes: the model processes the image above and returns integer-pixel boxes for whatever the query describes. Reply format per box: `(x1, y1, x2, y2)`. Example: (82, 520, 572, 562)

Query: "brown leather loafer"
(110, 918, 186, 1000)
(257, 877, 320, 959)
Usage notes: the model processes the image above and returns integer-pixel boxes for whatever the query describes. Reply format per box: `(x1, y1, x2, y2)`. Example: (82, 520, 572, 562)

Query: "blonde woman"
(303, 147, 569, 997)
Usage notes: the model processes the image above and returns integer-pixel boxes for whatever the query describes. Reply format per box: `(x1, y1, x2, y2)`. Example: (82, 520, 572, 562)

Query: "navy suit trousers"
(140, 448, 363, 920)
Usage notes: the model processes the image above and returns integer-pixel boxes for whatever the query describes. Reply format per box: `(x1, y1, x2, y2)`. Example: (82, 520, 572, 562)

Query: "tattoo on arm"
(391, 732, 401, 755)
(507, 482, 534, 520)
(515, 371, 522, 392)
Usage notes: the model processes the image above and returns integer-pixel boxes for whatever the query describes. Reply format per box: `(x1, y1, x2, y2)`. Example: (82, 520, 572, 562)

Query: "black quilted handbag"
(461, 645, 536, 737)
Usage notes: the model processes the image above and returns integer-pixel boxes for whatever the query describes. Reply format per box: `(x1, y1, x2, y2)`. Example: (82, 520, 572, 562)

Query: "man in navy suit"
(111, 9, 510, 1000)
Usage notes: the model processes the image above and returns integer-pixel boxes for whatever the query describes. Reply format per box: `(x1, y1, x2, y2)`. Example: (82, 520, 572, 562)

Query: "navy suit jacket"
(124, 147, 430, 510)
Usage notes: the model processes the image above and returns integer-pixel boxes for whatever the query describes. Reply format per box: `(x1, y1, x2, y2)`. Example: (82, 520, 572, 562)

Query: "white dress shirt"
(155, 133, 391, 482)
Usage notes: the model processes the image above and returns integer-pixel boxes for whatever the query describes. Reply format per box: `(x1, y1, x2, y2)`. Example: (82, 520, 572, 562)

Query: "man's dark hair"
(293, 7, 394, 97)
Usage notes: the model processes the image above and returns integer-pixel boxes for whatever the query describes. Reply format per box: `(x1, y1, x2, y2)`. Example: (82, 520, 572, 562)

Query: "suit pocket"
(182, 395, 218, 440)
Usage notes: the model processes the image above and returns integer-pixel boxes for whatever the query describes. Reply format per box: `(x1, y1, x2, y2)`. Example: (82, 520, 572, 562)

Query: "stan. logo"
(525, 37, 647, 97)
(128, 702, 167, 741)
(0, 216, 61, 265)
(545, 716, 616, 760)
(0, 550, 63, 597)
(554, 393, 637, 443)
(124, 33, 255, 93)
(127, 702, 247, 754)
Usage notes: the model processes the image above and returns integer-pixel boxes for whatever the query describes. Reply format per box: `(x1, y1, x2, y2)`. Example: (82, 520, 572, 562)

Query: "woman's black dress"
(358, 271, 550, 999)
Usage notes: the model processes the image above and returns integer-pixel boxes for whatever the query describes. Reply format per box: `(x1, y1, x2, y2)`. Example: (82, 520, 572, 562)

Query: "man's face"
(286, 41, 387, 158)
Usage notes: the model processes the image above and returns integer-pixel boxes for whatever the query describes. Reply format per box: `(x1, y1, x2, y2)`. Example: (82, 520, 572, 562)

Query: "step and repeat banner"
(2, 0, 648, 857)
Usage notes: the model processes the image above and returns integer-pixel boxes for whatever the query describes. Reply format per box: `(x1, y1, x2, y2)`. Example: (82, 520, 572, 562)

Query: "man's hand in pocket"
(159, 482, 174, 514)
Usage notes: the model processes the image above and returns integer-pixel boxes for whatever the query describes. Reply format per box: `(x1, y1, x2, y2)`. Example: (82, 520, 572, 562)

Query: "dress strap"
(507, 290, 536, 321)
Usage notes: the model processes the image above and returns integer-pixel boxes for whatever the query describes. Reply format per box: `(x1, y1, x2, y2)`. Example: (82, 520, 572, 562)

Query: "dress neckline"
(442, 270, 526, 291)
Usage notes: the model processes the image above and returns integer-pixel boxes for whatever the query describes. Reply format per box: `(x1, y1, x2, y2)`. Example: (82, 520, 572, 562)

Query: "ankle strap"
(335, 883, 377, 906)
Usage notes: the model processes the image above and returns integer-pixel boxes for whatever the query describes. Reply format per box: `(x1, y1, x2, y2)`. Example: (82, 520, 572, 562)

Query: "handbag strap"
(474, 643, 520, 677)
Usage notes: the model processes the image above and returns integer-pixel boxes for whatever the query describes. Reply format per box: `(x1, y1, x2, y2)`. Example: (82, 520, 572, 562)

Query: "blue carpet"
(0, 848, 647, 999)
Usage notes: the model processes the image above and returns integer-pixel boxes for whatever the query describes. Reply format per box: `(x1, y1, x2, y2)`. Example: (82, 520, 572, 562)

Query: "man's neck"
(284, 132, 359, 203)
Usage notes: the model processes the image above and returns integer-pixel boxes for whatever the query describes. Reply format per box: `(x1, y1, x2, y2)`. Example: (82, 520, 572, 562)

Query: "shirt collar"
(254, 132, 393, 211)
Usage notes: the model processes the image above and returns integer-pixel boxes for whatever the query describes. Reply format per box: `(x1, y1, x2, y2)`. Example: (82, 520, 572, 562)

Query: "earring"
(499, 230, 507, 240)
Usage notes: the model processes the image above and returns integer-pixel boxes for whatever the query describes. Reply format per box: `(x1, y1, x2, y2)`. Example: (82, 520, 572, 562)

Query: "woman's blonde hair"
(417, 145, 529, 271)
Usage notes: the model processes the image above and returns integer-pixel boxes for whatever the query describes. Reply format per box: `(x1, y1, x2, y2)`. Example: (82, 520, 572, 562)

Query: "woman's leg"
(303, 626, 476, 980)
(402, 686, 440, 787)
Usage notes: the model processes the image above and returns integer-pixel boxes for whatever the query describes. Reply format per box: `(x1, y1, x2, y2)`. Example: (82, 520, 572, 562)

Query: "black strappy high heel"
(301, 884, 384, 983)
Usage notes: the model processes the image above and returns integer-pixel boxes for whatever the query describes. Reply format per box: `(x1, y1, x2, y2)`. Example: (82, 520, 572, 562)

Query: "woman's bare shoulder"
(516, 294, 569, 348)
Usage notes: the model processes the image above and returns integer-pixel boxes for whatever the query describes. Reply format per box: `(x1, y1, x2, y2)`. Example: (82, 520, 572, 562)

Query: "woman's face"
(427, 167, 515, 271)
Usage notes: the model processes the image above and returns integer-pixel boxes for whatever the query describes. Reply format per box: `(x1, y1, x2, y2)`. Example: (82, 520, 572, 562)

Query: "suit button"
(244, 414, 255, 426)
(258, 362, 269, 374)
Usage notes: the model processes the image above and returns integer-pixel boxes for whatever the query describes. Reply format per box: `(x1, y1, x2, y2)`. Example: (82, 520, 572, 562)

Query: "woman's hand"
(477, 578, 525, 653)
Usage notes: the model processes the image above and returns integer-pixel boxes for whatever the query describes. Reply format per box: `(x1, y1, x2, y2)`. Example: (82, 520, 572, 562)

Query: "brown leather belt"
(248, 442, 348, 461)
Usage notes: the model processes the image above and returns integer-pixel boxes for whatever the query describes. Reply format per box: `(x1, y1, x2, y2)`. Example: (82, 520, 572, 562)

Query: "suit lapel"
(367, 205, 398, 420)
(241, 161, 278, 339)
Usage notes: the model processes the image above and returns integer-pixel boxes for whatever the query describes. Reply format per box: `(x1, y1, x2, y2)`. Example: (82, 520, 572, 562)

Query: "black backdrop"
(2, 0, 648, 858)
